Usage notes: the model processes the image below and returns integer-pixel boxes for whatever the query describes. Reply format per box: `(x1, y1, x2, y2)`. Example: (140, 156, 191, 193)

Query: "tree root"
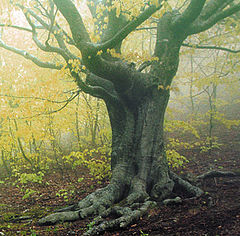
(38, 171, 206, 235)
(197, 170, 240, 180)
(38, 184, 123, 225)
(38, 211, 80, 225)
(38, 186, 156, 236)
(84, 200, 157, 236)
(170, 171, 204, 197)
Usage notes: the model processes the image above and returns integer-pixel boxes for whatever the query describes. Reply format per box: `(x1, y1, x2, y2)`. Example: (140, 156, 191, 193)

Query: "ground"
(0, 128, 240, 235)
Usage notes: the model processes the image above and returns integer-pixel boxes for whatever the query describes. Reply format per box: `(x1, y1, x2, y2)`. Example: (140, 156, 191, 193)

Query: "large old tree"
(1, 0, 240, 235)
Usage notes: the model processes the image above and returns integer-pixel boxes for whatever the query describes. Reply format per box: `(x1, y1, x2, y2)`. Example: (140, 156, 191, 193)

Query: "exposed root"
(163, 196, 182, 205)
(197, 170, 240, 180)
(38, 211, 80, 225)
(170, 171, 204, 197)
(38, 183, 123, 225)
(84, 200, 157, 236)
(38, 171, 205, 235)
(38, 184, 156, 235)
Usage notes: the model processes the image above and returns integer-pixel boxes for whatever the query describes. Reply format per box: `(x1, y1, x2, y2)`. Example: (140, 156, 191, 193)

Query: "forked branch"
(199, 0, 234, 20)
(97, 4, 163, 52)
(72, 71, 121, 104)
(188, 2, 240, 35)
(172, 0, 206, 29)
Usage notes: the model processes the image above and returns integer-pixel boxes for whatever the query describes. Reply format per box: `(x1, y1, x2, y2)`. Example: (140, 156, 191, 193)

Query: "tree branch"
(17, 3, 79, 65)
(45, 92, 80, 115)
(86, 73, 117, 97)
(53, 0, 91, 45)
(137, 61, 153, 72)
(0, 93, 79, 104)
(172, 0, 206, 29)
(97, 4, 163, 52)
(188, 3, 240, 35)
(72, 71, 120, 105)
(0, 24, 34, 32)
(18, 3, 75, 46)
(22, 9, 71, 62)
(16, 91, 81, 120)
(199, 0, 234, 20)
(0, 39, 62, 70)
(16, 4, 50, 29)
(182, 43, 240, 53)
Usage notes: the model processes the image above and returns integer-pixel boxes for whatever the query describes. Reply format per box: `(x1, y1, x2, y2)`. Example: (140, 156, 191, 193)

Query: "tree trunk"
(38, 84, 203, 236)
(38, 12, 203, 235)
(109, 88, 173, 203)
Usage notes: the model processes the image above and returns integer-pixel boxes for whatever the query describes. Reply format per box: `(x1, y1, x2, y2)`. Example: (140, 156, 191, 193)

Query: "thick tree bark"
(109, 88, 173, 202)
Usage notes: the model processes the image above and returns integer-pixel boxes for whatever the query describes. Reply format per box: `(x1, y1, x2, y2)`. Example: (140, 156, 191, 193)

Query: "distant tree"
(1, 0, 240, 235)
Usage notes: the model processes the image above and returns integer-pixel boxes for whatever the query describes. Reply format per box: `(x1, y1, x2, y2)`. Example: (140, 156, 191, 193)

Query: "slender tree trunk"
(75, 95, 81, 150)
(91, 99, 100, 146)
(190, 55, 195, 113)
(1, 150, 12, 177)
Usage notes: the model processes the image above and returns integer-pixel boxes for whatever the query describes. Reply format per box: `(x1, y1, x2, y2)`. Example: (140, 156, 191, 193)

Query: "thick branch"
(72, 71, 120, 104)
(199, 0, 234, 20)
(53, 0, 91, 44)
(188, 3, 240, 35)
(51, 1, 161, 92)
(172, 0, 206, 29)
(98, 4, 162, 52)
(86, 73, 118, 98)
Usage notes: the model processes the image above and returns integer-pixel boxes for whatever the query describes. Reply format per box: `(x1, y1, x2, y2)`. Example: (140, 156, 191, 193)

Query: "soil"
(0, 131, 240, 235)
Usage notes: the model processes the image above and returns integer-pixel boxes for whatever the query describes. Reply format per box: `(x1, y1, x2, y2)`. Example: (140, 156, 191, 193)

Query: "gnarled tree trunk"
(38, 86, 202, 235)
(109, 88, 173, 203)
(38, 10, 204, 236)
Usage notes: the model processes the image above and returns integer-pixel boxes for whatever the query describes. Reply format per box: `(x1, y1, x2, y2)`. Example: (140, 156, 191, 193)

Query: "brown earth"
(0, 130, 240, 235)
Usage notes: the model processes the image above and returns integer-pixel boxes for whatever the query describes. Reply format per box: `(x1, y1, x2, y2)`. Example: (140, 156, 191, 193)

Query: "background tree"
(1, 0, 240, 235)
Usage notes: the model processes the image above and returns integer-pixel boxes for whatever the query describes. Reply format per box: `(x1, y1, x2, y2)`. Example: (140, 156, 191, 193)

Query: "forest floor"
(0, 130, 240, 235)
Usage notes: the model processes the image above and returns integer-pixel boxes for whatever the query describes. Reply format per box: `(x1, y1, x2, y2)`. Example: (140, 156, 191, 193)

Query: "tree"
(1, 0, 240, 235)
